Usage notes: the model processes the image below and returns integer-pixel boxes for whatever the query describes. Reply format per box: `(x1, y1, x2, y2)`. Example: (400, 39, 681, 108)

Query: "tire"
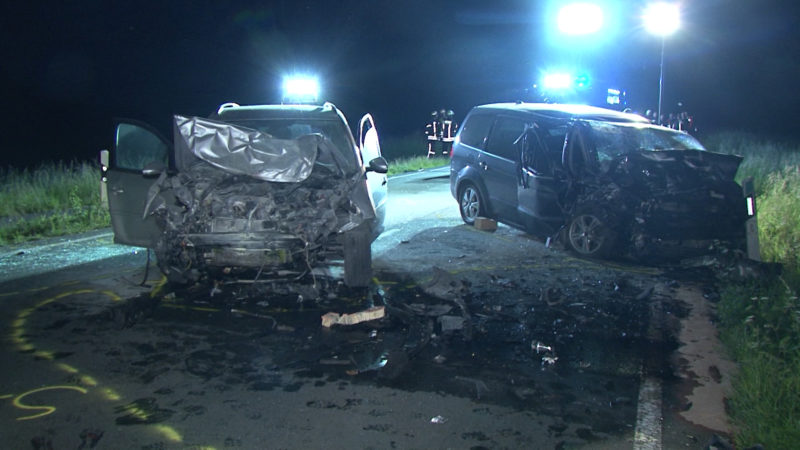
(459, 183, 485, 225)
(564, 208, 617, 258)
(343, 229, 372, 287)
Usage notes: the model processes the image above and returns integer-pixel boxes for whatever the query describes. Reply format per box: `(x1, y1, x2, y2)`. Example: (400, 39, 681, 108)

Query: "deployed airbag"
(173, 115, 320, 182)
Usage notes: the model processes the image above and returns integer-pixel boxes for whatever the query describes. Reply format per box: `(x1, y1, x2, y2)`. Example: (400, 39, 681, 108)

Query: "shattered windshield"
(585, 120, 706, 162)
(225, 118, 358, 170)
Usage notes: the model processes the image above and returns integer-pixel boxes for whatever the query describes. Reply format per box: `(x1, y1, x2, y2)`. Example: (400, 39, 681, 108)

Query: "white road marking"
(634, 375, 663, 450)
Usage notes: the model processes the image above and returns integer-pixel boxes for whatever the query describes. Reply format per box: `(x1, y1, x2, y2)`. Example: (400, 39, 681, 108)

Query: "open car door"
(358, 114, 388, 219)
(104, 120, 172, 248)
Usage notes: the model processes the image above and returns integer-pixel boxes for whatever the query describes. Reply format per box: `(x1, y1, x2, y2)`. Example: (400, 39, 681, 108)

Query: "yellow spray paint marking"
(12, 386, 88, 420)
(151, 275, 168, 297)
(0, 286, 49, 298)
(56, 363, 79, 374)
(160, 303, 220, 313)
(152, 424, 183, 442)
(10, 288, 120, 354)
(100, 387, 121, 401)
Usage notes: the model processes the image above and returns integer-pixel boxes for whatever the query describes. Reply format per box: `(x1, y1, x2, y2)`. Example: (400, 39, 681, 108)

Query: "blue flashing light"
(542, 73, 574, 91)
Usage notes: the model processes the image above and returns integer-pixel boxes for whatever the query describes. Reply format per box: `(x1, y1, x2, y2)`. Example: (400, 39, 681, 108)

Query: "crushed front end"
(145, 115, 368, 283)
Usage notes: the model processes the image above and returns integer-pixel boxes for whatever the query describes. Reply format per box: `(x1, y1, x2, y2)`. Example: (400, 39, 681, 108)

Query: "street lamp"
(557, 2, 604, 35)
(643, 2, 680, 124)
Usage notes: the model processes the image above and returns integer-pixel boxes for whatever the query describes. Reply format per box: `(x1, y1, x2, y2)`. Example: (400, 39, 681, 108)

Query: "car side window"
(523, 126, 554, 176)
(114, 123, 169, 171)
(458, 113, 494, 149)
(485, 117, 526, 161)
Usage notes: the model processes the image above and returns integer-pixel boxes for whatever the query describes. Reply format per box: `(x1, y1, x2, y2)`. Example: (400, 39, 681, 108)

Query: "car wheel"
(459, 183, 485, 225)
(564, 208, 616, 258)
(343, 228, 372, 287)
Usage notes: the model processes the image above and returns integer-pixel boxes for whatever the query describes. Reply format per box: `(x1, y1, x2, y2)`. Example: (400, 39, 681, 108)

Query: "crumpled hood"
(173, 115, 321, 183)
(607, 149, 743, 191)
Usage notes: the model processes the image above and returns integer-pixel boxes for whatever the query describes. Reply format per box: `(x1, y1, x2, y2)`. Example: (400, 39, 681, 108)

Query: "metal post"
(742, 177, 761, 261)
(657, 37, 665, 124)
(99, 149, 109, 209)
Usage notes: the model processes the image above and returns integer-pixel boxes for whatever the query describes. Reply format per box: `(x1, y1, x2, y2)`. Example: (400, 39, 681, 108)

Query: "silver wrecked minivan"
(103, 102, 388, 287)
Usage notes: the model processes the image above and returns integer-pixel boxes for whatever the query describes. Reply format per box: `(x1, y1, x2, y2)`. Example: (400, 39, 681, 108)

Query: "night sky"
(2, 0, 799, 168)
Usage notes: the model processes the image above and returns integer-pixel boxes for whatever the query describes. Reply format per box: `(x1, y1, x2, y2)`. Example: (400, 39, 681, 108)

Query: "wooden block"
(474, 217, 497, 232)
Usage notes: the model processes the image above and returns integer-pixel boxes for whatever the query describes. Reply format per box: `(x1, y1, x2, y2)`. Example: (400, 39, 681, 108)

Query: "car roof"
(214, 102, 343, 120)
(472, 102, 651, 124)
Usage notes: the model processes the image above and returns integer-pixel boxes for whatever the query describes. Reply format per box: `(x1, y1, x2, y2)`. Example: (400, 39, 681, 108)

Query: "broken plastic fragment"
(542, 355, 558, 366)
(532, 341, 553, 354)
(430, 415, 447, 424)
(321, 306, 386, 327)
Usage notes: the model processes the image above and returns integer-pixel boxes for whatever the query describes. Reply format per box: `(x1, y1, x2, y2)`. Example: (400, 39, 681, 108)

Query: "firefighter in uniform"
(425, 110, 441, 158)
(440, 109, 457, 156)
(425, 109, 458, 158)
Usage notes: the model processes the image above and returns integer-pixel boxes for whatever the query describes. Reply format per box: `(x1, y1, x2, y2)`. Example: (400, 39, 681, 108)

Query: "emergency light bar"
(282, 76, 320, 104)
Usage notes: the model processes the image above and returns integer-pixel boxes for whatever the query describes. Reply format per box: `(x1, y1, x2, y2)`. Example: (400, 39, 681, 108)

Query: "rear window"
(458, 113, 494, 149)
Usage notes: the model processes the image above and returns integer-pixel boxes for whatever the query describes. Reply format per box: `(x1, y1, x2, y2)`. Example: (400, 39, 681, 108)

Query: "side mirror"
(142, 161, 167, 177)
(366, 156, 389, 174)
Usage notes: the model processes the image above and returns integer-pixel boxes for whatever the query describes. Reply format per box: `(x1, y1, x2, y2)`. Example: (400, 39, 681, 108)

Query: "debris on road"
(321, 306, 386, 327)
(532, 341, 553, 354)
(421, 266, 469, 300)
(438, 315, 465, 333)
(430, 415, 448, 424)
(454, 375, 490, 399)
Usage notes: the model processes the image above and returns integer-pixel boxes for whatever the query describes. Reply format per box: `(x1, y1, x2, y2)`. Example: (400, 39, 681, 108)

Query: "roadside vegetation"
(701, 132, 800, 449)
(380, 132, 450, 175)
(0, 162, 109, 245)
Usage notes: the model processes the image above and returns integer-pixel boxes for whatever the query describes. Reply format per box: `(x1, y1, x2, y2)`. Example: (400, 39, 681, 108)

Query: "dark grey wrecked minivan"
(450, 103, 751, 260)
(103, 102, 388, 286)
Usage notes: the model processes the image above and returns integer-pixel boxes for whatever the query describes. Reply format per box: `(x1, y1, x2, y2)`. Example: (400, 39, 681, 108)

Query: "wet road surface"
(0, 167, 728, 449)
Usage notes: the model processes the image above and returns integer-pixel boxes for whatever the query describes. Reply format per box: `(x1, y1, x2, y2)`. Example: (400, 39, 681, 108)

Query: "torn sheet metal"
(173, 115, 320, 182)
(145, 148, 369, 281)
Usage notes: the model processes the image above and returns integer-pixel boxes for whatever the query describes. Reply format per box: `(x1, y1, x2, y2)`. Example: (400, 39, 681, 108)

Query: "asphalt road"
(0, 167, 732, 449)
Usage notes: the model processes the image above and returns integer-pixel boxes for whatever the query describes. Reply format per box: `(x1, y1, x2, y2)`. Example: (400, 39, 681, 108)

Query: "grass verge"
(703, 133, 800, 449)
(718, 272, 800, 449)
(0, 162, 109, 245)
(387, 156, 449, 176)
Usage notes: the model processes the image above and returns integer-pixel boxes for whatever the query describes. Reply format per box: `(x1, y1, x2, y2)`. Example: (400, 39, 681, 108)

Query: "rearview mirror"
(367, 156, 389, 174)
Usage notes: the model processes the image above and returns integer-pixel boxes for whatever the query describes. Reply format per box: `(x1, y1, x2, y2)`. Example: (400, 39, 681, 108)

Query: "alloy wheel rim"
(461, 187, 480, 220)
(569, 214, 604, 254)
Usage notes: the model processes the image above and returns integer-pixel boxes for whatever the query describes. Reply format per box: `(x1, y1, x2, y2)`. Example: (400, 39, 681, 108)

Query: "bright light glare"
(558, 3, 604, 35)
(542, 73, 574, 90)
(282, 76, 319, 102)
(643, 2, 680, 36)
(606, 88, 621, 105)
